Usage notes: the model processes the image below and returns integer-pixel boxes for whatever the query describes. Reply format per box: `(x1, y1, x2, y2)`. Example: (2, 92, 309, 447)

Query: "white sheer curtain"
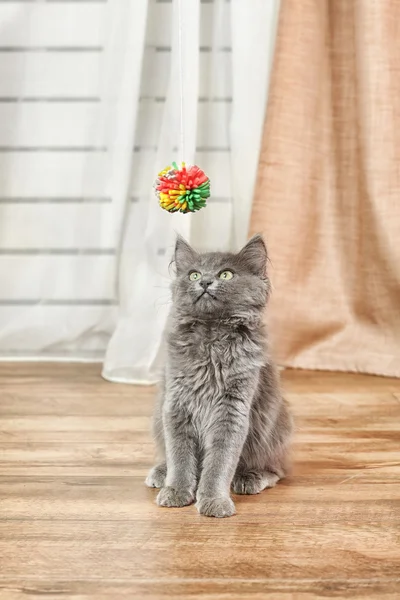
(0, 0, 279, 381)
(103, 0, 280, 383)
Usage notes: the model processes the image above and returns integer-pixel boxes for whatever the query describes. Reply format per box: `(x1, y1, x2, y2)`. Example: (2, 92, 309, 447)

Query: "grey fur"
(146, 235, 293, 517)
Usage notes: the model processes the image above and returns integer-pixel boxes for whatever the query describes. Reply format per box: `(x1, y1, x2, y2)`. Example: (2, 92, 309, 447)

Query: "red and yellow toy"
(154, 162, 210, 214)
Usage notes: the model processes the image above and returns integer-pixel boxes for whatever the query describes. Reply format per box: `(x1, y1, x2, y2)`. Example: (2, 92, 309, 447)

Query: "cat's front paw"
(156, 486, 194, 508)
(196, 496, 236, 518)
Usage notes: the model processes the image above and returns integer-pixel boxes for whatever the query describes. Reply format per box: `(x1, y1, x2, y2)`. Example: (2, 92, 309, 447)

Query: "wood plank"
(0, 363, 399, 599)
(0, 579, 399, 600)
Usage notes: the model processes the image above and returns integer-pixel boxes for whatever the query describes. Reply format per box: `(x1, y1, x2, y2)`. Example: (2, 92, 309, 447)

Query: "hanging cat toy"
(153, 1, 210, 214)
(155, 162, 210, 214)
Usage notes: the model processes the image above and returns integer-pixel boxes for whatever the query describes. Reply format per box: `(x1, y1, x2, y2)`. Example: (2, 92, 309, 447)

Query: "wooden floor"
(0, 364, 399, 599)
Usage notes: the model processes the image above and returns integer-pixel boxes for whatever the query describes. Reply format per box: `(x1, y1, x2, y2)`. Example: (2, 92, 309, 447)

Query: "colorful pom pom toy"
(154, 162, 210, 213)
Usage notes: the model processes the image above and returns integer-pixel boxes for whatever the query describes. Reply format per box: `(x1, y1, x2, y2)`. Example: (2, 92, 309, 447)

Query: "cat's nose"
(200, 279, 213, 290)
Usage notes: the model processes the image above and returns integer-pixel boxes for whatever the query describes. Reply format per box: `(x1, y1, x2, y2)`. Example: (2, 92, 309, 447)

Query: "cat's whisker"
(154, 298, 173, 309)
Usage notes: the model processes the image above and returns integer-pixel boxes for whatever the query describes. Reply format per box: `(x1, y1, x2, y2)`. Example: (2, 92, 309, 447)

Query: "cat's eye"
(189, 271, 201, 281)
(219, 270, 234, 281)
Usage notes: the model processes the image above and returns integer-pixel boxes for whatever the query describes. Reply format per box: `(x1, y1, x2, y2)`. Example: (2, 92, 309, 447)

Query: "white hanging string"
(177, 0, 185, 162)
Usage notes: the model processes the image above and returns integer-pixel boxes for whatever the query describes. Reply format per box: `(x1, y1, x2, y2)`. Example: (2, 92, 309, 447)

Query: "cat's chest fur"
(166, 319, 264, 413)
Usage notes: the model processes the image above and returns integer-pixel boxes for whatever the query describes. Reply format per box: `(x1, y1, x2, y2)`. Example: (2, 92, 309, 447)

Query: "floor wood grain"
(0, 363, 399, 599)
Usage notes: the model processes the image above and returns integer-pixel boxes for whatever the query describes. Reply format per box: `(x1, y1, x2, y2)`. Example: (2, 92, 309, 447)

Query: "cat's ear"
(174, 235, 198, 274)
(237, 234, 268, 277)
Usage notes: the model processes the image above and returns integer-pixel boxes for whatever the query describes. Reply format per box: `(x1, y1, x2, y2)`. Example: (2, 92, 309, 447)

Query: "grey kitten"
(146, 235, 292, 518)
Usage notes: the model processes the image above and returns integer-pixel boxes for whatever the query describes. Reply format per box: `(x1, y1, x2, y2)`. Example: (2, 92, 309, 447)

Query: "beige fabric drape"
(251, 0, 400, 377)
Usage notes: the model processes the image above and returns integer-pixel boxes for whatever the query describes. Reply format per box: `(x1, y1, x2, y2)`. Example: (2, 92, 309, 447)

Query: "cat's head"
(171, 235, 270, 319)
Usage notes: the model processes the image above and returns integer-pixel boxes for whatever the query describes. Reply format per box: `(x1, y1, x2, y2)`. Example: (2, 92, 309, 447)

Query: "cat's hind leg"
(145, 462, 167, 488)
(146, 378, 168, 489)
(232, 389, 293, 495)
(232, 428, 291, 495)
(232, 470, 280, 495)
(232, 441, 290, 495)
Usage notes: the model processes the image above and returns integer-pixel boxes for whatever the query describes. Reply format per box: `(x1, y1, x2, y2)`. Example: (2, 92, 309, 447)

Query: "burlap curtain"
(251, 0, 400, 377)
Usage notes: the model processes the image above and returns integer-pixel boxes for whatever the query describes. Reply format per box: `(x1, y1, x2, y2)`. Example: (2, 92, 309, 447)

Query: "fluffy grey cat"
(146, 235, 292, 518)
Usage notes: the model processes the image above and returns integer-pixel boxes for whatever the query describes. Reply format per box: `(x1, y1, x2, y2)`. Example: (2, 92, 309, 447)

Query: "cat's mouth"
(195, 290, 218, 303)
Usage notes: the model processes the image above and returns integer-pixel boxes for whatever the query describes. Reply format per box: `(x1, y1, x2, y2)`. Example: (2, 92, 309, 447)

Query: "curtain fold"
(102, 0, 200, 384)
(251, 0, 400, 377)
